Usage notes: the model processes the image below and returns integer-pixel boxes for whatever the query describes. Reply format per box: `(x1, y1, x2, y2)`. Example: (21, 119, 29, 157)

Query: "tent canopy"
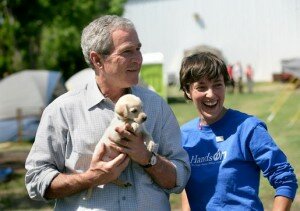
(0, 70, 64, 142)
(65, 68, 95, 91)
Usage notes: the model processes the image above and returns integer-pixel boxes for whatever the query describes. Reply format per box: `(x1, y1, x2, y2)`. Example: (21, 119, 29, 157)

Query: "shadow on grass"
(167, 96, 187, 104)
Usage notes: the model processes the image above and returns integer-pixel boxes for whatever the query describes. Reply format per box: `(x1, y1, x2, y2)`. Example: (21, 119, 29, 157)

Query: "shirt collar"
(86, 80, 134, 109)
(86, 80, 105, 109)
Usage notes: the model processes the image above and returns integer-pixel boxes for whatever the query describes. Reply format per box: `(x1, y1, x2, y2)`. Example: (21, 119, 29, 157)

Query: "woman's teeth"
(204, 101, 217, 106)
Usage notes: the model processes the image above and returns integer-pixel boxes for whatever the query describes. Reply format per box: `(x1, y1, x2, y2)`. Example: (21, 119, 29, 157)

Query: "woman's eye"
(196, 87, 206, 91)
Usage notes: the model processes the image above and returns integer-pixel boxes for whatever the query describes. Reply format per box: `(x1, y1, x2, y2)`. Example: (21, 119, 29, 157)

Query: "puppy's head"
(115, 94, 147, 123)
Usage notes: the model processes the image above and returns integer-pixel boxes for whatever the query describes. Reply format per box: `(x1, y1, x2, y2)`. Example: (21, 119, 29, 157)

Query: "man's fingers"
(124, 123, 134, 132)
(109, 141, 129, 154)
(115, 126, 134, 137)
(109, 153, 129, 167)
(119, 156, 130, 170)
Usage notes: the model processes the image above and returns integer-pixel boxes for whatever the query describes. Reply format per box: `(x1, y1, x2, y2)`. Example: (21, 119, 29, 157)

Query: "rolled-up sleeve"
(158, 101, 191, 194)
(25, 104, 67, 201)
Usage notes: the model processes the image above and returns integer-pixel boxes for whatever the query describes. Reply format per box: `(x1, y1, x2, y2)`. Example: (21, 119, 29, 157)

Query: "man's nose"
(132, 51, 143, 64)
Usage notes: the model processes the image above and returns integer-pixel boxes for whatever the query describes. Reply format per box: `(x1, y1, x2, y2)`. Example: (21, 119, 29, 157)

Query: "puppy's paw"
(147, 141, 159, 154)
(131, 122, 140, 133)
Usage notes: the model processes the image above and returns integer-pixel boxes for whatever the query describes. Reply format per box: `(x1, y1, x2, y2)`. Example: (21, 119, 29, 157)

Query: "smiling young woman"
(179, 52, 298, 211)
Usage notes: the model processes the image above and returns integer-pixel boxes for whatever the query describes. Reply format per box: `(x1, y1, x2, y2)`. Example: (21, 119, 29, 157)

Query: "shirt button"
(122, 196, 126, 201)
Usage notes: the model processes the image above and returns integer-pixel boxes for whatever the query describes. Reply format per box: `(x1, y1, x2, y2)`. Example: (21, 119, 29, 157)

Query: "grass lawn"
(0, 82, 299, 210)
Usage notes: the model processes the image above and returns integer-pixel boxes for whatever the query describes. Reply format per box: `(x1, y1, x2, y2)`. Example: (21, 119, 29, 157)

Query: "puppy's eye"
(130, 108, 138, 113)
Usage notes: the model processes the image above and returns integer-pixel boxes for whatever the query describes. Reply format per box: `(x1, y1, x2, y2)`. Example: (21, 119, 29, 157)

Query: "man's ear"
(90, 51, 102, 68)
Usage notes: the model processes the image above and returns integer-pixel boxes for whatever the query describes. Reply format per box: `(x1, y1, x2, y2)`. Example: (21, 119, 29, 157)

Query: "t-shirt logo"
(190, 150, 227, 166)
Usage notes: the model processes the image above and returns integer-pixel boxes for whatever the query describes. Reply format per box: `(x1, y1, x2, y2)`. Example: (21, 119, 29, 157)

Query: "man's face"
(99, 29, 143, 89)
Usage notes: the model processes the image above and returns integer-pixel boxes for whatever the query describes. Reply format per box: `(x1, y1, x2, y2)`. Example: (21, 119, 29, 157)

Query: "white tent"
(0, 70, 65, 142)
(65, 68, 95, 91)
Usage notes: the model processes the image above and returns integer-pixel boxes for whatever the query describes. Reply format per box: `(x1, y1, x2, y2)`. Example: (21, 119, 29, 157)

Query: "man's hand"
(45, 142, 130, 199)
(111, 123, 176, 189)
(87, 142, 130, 187)
(110, 123, 151, 166)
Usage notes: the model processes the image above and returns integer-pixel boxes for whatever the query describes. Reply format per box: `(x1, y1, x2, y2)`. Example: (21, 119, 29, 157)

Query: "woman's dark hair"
(179, 51, 230, 100)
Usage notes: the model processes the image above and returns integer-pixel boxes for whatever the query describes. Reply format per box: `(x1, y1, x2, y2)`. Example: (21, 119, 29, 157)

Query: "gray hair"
(81, 15, 136, 67)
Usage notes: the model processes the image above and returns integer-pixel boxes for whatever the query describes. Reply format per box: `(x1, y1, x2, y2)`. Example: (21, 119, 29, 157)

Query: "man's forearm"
(45, 172, 92, 199)
(144, 155, 176, 189)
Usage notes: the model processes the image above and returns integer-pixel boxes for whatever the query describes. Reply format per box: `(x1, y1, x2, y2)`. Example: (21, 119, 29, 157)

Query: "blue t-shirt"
(181, 109, 298, 211)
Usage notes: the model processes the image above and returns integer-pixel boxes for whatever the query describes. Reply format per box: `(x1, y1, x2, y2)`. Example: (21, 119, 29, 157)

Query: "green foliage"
(0, 1, 21, 75)
(0, 0, 127, 79)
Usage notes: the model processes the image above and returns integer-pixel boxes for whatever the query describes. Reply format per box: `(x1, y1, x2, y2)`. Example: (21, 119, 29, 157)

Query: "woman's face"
(187, 75, 226, 125)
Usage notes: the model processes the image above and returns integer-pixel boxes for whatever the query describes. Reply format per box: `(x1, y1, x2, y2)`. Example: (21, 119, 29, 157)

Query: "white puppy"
(101, 94, 157, 166)
(84, 94, 157, 199)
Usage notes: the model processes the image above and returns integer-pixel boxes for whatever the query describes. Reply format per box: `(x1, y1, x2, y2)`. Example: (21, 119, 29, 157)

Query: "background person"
(245, 64, 254, 93)
(179, 52, 298, 211)
(226, 64, 235, 93)
(25, 15, 190, 211)
(233, 61, 244, 93)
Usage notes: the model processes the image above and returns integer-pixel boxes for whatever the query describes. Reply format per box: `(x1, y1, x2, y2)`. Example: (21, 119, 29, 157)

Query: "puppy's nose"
(142, 116, 147, 122)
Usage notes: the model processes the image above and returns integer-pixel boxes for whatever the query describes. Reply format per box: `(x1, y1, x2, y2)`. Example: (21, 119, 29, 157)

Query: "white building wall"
(123, 0, 300, 81)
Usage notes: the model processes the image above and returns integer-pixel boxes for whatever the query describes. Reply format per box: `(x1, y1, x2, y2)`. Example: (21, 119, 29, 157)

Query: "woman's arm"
(272, 196, 292, 211)
(181, 189, 191, 211)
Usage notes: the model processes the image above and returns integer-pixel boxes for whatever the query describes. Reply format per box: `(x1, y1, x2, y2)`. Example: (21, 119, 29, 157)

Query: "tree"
(0, 0, 126, 79)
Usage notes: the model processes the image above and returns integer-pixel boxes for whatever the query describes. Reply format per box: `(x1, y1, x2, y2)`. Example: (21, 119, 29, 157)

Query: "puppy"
(84, 94, 157, 199)
(101, 94, 157, 165)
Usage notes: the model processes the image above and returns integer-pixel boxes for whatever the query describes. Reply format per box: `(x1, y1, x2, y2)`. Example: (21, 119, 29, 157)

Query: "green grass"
(0, 82, 299, 210)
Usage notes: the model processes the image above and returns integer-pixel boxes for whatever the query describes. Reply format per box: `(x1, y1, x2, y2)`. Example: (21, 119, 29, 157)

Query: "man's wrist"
(140, 151, 158, 168)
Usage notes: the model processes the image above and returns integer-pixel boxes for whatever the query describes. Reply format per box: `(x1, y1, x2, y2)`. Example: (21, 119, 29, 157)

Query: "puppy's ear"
(115, 104, 128, 119)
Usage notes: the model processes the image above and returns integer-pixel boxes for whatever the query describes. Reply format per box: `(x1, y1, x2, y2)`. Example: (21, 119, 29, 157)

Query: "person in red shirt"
(245, 64, 254, 93)
(226, 64, 235, 93)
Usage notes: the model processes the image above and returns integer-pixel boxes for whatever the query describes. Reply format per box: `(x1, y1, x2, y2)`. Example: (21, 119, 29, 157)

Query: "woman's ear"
(184, 88, 191, 99)
(185, 91, 191, 99)
(90, 51, 102, 68)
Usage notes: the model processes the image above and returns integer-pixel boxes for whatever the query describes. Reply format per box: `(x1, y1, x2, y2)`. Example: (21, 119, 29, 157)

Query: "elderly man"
(25, 15, 190, 210)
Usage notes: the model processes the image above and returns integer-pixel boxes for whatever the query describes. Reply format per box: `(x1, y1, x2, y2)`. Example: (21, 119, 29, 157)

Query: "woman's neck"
(200, 107, 227, 126)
